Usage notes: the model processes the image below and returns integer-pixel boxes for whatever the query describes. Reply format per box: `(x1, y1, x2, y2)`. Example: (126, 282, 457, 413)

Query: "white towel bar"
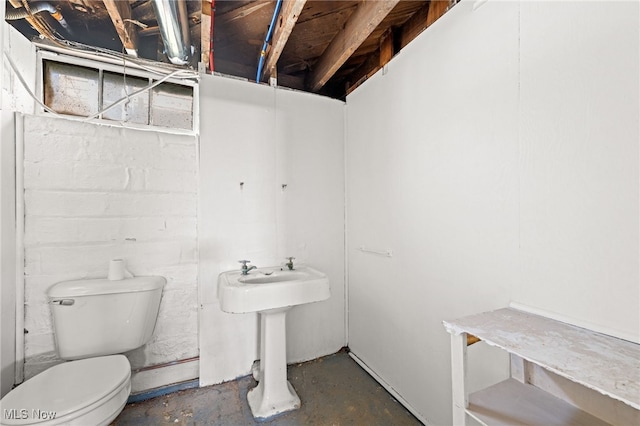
(357, 246, 393, 257)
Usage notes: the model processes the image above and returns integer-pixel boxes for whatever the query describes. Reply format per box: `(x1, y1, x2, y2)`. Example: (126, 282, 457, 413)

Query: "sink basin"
(218, 264, 331, 419)
(238, 272, 307, 284)
(218, 266, 330, 314)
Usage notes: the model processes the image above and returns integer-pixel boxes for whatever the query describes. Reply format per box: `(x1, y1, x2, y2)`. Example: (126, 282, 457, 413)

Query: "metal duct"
(151, 0, 191, 66)
(5, 2, 72, 35)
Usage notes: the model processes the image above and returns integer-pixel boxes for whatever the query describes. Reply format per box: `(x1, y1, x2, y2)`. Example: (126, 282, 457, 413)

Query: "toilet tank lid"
(48, 276, 166, 298)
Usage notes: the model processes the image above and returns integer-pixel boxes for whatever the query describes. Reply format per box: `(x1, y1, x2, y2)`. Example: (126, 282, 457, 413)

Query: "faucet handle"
(285, 257, 295, 270)
(238, 260, 251, 267)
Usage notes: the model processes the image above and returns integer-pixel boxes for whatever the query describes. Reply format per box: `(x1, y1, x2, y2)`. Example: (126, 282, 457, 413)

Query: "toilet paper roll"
(108, 259, 126, 280)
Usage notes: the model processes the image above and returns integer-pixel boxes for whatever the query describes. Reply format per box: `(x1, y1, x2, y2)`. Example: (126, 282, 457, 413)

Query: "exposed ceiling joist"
(344, 1, 452, 96)
(217, 0, 271, 26)
(261, 0, 307, 81)
(103, 0, 139, 57)
(6, 0, 456, 100)
(307, 0, 401, 92)
(201, 0, 212, 69)
(399, 1, 431, 49)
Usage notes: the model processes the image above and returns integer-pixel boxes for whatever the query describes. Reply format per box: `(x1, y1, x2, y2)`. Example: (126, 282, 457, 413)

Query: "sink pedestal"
(218, 265, 330, 419)
(247, 307, 300, 419)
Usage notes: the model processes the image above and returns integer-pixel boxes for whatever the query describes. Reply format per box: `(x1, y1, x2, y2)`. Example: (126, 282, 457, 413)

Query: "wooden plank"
(466, 333, 481, 346)
(379, 28, 393, 67)
(307, 0, 400, 92)
(103, 0, 139, 57)
(279, 5, 356, 64)
(399, 1, 430, 49)
(467, 379, 610, 426)
(426, 0, 450, 28)
(216, 0, 271, 25)
(443, 308, 640, 410)
(261, 0, 307, 81)
(214, 58, 305, 90)
(400, 1, 450, 49)
(345, 51, 380, 97)
(201, 0, 212, 70)
(201, 0, 210, 66)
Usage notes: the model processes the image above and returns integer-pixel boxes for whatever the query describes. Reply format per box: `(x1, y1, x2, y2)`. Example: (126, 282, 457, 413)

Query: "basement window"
(41, 56, 195, 131)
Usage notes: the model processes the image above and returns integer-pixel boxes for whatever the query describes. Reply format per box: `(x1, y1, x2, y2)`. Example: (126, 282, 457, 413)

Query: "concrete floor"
(113, 350, 421, 425)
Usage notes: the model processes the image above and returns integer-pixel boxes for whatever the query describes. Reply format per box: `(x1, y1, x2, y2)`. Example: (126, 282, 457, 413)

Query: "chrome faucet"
(285, 257, 295, 271)
(239, 260, 257, 275)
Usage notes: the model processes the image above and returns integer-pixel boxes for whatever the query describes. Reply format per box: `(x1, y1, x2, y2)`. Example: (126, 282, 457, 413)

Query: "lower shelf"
(467, 378, 610, 426)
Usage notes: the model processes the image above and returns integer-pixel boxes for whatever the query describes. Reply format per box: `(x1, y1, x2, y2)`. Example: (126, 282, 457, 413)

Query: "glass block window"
(43, 59, 194, 131)
(44, 61, 99, 117)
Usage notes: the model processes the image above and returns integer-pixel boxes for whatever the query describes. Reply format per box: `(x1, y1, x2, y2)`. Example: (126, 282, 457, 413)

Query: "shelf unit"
(443, 308, 640, 425)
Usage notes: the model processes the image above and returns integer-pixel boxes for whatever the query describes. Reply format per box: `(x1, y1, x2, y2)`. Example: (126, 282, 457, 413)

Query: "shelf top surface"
(443, 307, 640, 410)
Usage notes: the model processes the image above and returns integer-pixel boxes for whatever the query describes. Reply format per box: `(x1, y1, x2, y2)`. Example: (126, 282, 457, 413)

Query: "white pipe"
(343, 105, 349, 347)
(14, 113, 25, 384)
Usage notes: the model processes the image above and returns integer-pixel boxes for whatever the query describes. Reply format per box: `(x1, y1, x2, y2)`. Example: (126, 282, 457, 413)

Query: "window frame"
(36, 49, 199, 135)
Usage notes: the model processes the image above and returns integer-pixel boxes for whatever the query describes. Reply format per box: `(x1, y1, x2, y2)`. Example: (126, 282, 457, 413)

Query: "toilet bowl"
(0, 275, 164, 426)
(0, 355, 130, 426)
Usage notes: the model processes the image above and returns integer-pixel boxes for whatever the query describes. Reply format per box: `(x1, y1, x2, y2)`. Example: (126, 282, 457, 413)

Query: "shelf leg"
(451, 332, 468, 426)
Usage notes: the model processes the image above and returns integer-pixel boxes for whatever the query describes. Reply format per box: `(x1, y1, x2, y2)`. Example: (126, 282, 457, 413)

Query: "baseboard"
(128, 379, 200, 403)
(130, 357, 199, 394)
(348, 352, 429, 425)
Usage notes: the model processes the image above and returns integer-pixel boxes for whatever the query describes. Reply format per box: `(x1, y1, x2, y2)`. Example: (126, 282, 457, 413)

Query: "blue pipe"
(256, 0, 284, 83)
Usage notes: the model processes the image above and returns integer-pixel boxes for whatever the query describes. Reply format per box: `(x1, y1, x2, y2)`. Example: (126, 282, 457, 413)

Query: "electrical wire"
(35, 38, 198, 80)
(3, 49, 195, 123)
(3, 50, 63, 116)
(82, 69, 192, 121)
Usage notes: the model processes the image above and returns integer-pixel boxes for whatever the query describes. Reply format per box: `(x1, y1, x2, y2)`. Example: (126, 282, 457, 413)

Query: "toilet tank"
(47, 276, 165, 360)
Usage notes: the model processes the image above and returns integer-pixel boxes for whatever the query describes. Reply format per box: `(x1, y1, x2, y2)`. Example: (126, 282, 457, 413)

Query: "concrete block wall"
(21, 114, 198, 379)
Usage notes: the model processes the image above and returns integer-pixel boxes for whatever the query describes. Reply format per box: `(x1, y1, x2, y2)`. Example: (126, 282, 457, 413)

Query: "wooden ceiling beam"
(308, 0, 400, 92)
(426, 0, 451, 28)
(399, 1, 431, 49)
(201, 0, 212, 70)
(379, 28, 394, 66)
(342, 0, 452, 98)
(103, 0, 139, 57)
(261, 0, 307, 81)
(217, 0, 271, 26)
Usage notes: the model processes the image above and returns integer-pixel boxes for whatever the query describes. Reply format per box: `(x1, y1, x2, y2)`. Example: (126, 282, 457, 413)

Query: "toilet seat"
(0, 355, 131, 426)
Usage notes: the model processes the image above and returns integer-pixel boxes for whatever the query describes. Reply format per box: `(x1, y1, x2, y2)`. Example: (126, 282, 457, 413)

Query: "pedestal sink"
(217, 265, 330, 419)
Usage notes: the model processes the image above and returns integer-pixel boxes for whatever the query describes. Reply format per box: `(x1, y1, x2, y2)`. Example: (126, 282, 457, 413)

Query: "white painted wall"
(1, 20, 36, 397)
(0, 107, 16, 398)
(0, 112, 16, 399)
(345, 0, 639, 424)
(2, 25, 36, 115)
(20, 114, 199, 382)
(515, 0, 640, 342)
(198, 74, 345, 385)
(1, 5, 15, 398)
(347, 1, 518, 424)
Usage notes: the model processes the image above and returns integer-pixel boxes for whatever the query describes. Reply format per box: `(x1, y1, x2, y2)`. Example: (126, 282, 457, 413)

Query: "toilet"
(0, 276, 165, 426)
